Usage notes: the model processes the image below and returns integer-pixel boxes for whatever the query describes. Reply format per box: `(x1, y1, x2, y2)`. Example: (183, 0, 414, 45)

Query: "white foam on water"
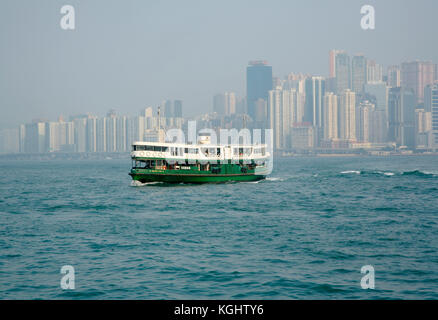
(265, 177, 284, 182)
(340, 170, 360, 175)
(131, 181, 162, 187)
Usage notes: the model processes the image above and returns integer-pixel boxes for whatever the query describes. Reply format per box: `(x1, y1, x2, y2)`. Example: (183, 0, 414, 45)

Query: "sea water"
(0, 156, 437, 299)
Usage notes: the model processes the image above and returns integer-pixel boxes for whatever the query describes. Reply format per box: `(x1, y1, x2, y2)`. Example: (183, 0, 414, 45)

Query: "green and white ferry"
(129, 136, 271, 184)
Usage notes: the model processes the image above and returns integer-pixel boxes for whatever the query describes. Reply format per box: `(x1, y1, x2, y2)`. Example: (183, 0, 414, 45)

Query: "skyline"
(2, 52, 438, 155)
(1, 0, 438, 129)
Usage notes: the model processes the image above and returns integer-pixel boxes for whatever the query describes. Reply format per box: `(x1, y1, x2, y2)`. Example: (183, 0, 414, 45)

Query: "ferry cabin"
(131, 142, 268, 168)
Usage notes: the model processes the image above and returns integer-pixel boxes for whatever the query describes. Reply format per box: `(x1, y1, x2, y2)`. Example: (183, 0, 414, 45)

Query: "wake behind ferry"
(129, 136, 271, 184)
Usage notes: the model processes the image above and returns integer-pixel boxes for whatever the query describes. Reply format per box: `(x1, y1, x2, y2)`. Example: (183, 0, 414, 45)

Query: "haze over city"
(1, 0, 438, 129)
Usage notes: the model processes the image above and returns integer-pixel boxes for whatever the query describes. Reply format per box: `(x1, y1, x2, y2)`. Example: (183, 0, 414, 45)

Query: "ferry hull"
(130, 172, 266, 184)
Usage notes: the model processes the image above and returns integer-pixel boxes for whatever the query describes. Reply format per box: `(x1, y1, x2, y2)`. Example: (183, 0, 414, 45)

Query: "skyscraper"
(352, 55, 367, 94)
(388, 87, 416, 148)
(329, 50, 345, 78)
(163, 100, 173, 118)
(323, 92, 338, 141)
(304, 77, 325, 126)
(335, 53, 351, 94)
(225, 92, 236, 115)
(339, 89, 356, 142)
(401, 61, 437, 104)
(366, 60, 383, 83)
(247, 61, 273, 122)
(429, 83, 438, 149)
(356, 101, 375, 143)
(268, 87, 293, 150)
(86, 117, 97, 153)
(174, 100, 183, 118)
(24, 122, 46, 153)
(387, 65, 401, 88)
(73, 118, 87, 153)
(364, 82, 389, 112)
(415, 109, 432, 148)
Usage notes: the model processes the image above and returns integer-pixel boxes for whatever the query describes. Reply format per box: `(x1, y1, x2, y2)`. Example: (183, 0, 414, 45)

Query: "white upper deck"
(131, 141, 270, 161)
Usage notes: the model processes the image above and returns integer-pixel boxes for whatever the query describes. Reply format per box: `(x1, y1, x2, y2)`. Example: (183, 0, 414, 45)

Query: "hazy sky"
(1, 0, 437, 128)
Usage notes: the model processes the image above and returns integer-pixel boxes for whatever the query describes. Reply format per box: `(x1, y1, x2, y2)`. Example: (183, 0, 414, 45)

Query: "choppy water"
(0, 156, 438, 299)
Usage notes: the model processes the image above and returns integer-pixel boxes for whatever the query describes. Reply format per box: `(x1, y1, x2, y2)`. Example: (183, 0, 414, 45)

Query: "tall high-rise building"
(339, 89, 356, 141)
(415, 109, 432, 148)
(246, 61, 273, 122)
(335, 52, 351, 94)
(323, 92, 338, 141)
(269, 87, 293, 150)
(174, 100, 183, 118)
(304, 77, 325, 128)
(364, 82, 389, 112)
(366, 60, 383, 83)
(45, 121, 60, 152)
(144, 107, 153, 118)
(424, 82, 438, 112)
(96, 117, 107, 152)
(18, 124, 25, 153)
(73, 118, 87, 153)
(356, 101, 375, 143)
(429, 83, 438, 149)
(24, 122, 46, 153)
(86, 117, 97, 153)
(329, 50, 345, 78)
(387, 65, 401, 88)
(163, 100, 173, 118)
(352, 55, 367, 94)
(116, 116, 127, 152)
(144, 107, 154, 130)
(388, 87, 416, 148)
(127, 116, 145, 146)
(401, 61, 437, 104)
(225, 92, 236, 115)
(105, 114, 117, 153)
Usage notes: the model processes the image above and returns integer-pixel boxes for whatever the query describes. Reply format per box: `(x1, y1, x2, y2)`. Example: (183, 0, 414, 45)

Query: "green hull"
(130, 172, 266, 184)
(130, 164, 268, 184)
(130, 160, 269, 184)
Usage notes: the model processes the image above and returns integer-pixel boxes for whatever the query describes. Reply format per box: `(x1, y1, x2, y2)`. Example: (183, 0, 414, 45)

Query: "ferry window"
(146, 145, 154, 151)
(217, 148, 221, 155)
(153, 146, 161, 152)
(188, 148, 198, 154)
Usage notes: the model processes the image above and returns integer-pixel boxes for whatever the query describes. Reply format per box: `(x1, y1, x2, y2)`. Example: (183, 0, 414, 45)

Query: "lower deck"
(130, 159, 269, 183)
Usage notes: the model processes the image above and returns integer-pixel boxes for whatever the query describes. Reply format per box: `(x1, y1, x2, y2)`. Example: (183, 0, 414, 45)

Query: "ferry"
(129, 136, 271, 184)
